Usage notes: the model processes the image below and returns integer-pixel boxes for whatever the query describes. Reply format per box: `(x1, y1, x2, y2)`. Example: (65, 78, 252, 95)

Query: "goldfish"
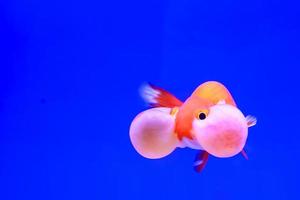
(129, 81, 257, 172)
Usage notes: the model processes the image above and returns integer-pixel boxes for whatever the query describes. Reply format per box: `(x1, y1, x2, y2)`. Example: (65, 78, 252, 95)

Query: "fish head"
(192, 103, 248, 158)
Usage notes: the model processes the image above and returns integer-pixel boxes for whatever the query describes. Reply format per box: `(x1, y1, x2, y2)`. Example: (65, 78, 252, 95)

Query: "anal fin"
(194, 151, 209, 173)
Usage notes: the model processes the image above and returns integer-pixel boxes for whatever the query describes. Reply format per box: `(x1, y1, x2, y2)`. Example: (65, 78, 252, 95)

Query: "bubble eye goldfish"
(129, 81, 257, 172)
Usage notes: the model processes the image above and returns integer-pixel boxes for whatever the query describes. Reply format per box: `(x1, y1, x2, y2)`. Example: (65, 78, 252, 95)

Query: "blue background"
(0, 0, 299, 199)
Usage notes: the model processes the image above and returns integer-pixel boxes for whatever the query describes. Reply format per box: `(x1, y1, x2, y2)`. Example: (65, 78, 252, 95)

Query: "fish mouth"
(193, 104, 248, 158)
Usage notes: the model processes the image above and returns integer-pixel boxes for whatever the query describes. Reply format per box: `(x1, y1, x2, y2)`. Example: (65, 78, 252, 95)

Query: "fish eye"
(198, 112, 206, 120)
(195, 109, 209, 120)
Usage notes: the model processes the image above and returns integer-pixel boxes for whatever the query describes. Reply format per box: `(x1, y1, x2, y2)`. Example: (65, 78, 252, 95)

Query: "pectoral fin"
(241, 149, 249, 160)
(129, 107, 178, 159)
(246, 115, 257, 127)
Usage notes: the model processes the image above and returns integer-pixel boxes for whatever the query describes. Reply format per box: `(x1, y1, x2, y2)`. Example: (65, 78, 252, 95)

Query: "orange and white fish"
(129, 81, 257, 172)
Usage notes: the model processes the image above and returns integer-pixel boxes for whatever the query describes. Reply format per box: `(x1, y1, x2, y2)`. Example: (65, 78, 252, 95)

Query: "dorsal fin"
(140, 83, 183, 108)
(191, 81, 236, 106)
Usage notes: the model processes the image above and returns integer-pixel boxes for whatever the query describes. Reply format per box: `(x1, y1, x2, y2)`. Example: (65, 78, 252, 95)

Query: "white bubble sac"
(129, 107, 179, 159)
(193, 104, 248, 158)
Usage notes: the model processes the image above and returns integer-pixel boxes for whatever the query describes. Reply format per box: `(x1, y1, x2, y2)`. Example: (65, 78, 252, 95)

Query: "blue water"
(0, 0, 299, 199)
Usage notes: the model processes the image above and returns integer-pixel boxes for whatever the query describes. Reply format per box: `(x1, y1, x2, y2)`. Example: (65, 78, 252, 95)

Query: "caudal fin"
(140, 83, 183, 108)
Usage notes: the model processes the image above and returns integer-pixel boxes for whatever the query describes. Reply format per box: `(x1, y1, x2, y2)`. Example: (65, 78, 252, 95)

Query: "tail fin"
(140, 83, 183, 108)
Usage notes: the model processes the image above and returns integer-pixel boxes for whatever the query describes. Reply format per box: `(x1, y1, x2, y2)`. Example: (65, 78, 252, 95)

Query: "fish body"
(130, 81, 256, 172)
